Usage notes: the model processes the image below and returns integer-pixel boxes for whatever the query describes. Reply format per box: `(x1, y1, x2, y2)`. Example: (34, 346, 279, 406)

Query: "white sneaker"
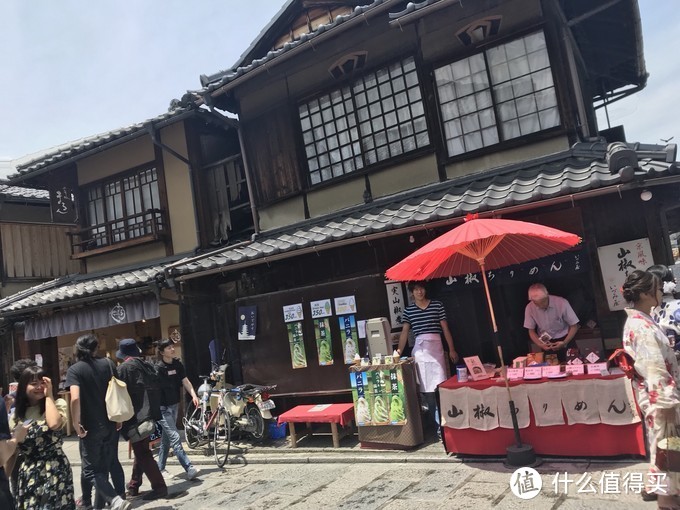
(160, 469, 173, 479)
(186, 466, 201, 480)
(110, 496, 131, 510)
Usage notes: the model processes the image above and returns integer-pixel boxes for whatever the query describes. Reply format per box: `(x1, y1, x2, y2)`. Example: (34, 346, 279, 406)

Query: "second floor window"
(85, 166, 163, 247)
(435, 31, 560, 157)
(299, 56, 430, 185)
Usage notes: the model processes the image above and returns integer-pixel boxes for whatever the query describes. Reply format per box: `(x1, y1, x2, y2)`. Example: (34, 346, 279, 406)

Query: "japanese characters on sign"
(436, 247, 588, 292)
(238, 306, 257, 340)
(597, 238, 654, 311)
(350, 365, 407, 426)
(334, 295, 357, 315)
(310, 299, 333, 318)
(282, 303, 304, 323)
(384, 282, 406, 329)
(286, 321, 307, 369)
(314, 317, 334, 366)
(339, 315, 359, 364)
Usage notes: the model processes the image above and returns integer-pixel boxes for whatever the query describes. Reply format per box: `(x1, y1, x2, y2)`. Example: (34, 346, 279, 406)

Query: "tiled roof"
(388, 0, 441, 19)
(0, 264, 164, 315)
(9, 108, 193, 179)
(195, 0, 390, 95)
(0, 184, 49, 201)
(2, 142, 675, 311)
(166, 142, 678, 278)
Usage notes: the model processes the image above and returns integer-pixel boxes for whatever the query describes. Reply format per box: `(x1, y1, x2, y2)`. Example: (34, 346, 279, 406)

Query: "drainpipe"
(146, 123, 202, 250)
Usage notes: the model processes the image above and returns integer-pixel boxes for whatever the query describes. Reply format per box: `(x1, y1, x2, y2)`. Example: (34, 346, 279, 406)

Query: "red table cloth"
(278, 403, 355, 427)
(439, 373, 646, 457)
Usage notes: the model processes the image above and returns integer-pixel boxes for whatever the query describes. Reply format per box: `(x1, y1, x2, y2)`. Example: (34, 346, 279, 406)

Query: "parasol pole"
(479, 260, 524, 450)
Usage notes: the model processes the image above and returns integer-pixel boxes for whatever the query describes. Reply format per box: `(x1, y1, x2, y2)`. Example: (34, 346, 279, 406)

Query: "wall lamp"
(640, 189, 653, 202)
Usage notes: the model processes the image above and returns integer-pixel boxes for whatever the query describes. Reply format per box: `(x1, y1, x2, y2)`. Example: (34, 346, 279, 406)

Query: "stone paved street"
(64, 435, 658, 509)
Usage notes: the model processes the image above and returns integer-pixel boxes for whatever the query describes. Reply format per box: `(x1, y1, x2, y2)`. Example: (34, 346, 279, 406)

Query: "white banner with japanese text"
(595, 378, 640, 425)
(526, 382, 565, 426)
(559, 380, 601, 425)
(466, 386, 499, 431)
(497, 385, 531, 429)
(439, 387, 470, 429)
(597, 238, 654, 311)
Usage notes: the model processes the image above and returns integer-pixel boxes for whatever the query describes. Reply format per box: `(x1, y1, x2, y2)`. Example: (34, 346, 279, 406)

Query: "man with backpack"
(66, 334, 130, 510)
(116, 338, 167, 501)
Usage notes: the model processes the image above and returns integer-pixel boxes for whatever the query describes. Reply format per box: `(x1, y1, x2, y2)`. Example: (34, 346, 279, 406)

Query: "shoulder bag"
(105, 360, 135, 423)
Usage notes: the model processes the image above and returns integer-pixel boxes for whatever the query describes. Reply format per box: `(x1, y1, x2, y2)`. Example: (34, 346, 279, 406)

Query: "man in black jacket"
(116, 338, 167, 501)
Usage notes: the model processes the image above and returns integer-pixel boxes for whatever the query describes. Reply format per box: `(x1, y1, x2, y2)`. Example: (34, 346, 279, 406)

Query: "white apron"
(412, 333, 447, 392)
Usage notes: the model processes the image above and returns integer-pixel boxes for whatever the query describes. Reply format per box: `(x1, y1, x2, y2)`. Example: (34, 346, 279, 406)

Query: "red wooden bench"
(278, 403, 355, 448)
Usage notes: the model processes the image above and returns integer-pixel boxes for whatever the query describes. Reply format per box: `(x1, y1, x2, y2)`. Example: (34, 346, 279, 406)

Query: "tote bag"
(105, 362, 134, 423)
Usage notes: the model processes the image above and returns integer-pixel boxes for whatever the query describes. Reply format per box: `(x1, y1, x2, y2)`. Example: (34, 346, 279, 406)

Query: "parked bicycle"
(183, 362, 277, 466)
(182, 367, 232, 467)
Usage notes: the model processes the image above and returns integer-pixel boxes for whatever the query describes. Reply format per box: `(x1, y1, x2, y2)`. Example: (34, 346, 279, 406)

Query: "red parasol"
(386, 214, 580, 333)
(386, 214, 580, 461)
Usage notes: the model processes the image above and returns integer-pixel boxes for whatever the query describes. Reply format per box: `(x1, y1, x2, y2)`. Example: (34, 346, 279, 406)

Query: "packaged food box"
(545, 354, 559, 366)
(526, 352, 544, 365)
(512, 356, 527, 368)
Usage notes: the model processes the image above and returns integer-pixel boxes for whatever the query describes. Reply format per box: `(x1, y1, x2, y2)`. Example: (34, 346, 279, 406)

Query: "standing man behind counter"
(524, 283, 580, 361)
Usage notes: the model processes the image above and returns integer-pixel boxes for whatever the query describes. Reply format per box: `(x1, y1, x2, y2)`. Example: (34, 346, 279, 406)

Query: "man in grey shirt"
(524, 283, 580, 361)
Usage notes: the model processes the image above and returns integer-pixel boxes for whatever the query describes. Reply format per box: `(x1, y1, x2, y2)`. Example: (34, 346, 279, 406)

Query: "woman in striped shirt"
(396, 281, 458, 437)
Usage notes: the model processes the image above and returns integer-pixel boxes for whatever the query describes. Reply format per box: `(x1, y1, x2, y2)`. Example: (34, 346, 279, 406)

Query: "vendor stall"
(350, 360, 423, 449)
(439, 373, 645, 457)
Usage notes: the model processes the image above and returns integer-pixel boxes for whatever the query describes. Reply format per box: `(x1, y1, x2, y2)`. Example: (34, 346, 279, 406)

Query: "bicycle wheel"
(213, 407, 231, 467)
(245, 403, 266, 441)
(183, 404, 202, 449)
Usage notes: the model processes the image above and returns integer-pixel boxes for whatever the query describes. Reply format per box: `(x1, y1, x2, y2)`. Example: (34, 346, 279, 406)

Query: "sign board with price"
(310, 299, 333, 318)
(334, 295, 357, 315)
(282, 303, 304, 323)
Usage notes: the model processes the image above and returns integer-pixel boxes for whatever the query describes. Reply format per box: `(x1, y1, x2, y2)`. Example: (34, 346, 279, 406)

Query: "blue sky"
(0, 0, 677, 161)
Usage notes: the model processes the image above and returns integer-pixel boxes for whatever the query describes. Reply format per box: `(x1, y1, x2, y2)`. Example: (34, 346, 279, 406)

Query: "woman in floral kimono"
(622, 269, 680, 510)
(7, 365, 74, 510)
(649, 265, 680, 350)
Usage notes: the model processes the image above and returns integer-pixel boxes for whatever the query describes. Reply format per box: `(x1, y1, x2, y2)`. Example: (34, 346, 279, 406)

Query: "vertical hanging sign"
(385, 282, 405, 329)
(283, 304, 307, 369)
(311, 299, 334, 366)
(238, 306, 257, 340)
(339, 314, 359, 364)
(597, 238, 654, 311)
(335, 295, 358, 364)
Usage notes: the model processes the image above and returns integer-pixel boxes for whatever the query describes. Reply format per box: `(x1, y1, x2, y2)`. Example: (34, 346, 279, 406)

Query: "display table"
(350, 361, 423, 449)
(439, 373, 645, 457)
(278, 403, 355, 448)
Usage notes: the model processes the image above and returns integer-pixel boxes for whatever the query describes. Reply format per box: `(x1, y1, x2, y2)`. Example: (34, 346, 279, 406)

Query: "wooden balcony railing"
(67, 209, 166, 258)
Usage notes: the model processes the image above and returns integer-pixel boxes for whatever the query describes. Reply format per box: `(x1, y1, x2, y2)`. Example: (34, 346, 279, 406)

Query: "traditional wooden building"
(3, 1, 678, 412)
(0, 183, 78, 385)
(0, 108, 251, 390)
(161, 0, 678, 405)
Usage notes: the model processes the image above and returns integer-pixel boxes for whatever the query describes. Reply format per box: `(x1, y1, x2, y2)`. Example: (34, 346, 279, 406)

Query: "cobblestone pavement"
(70, 457, 658, 509)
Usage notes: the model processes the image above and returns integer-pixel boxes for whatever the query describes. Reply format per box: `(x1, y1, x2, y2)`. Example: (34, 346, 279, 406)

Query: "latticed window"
(435, 31, 560, 157)
(85, 166, 162, 247)
(299, 56, 430, 185)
